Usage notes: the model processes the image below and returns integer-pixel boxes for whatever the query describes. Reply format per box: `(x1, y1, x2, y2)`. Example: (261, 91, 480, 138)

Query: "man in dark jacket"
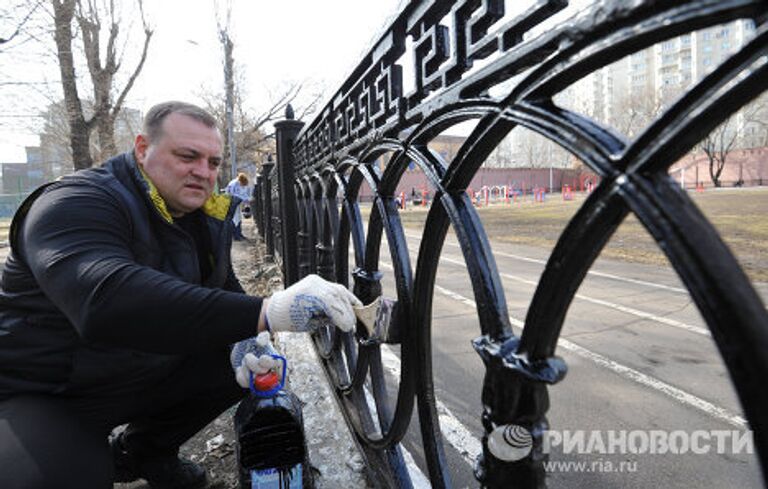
(0, 101, 360, 489)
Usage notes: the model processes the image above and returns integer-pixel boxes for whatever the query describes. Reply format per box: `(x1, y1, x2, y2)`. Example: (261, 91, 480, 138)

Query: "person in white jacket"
(225, 172, 252, 240)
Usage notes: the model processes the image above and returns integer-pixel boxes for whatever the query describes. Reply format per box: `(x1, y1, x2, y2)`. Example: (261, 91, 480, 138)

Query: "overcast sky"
(0, 0, 405, 162)
(0, 0, 593, 163)
(133, 0, 406, 108)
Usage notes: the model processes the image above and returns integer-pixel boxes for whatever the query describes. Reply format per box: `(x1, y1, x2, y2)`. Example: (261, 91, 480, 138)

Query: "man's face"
(134, 113, 223, 217)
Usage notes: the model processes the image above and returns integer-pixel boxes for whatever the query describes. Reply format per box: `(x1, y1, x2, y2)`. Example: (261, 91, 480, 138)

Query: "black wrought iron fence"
(253, 1, 768, 487)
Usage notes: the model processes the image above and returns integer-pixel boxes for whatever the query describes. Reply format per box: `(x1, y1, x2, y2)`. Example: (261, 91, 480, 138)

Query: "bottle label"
(250, 464, 302, 488)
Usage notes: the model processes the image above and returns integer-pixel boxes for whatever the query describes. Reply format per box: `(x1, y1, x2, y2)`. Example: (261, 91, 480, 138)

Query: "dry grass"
(4, 188, 764, 282)
(392, 187, 768, 283)
(0, 219, 9, 242)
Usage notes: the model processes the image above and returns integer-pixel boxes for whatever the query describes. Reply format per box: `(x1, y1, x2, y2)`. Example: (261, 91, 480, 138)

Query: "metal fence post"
(313, 178, 335, 282)
(252, 173, 263, 240)
(274, 105, 305, 287)
(296, 180, 313, 280)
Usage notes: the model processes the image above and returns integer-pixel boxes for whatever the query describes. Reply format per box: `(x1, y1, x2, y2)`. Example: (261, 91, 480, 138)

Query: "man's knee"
(0, 395, 112, 489)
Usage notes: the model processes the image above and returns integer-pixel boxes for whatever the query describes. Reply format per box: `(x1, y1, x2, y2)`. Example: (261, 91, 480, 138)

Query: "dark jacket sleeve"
(20, 183, 262, 354)
(223, 263, 246, 294)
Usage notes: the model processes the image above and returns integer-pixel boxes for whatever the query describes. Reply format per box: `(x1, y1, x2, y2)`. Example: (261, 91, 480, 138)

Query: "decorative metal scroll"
(264, 0, 768, 487)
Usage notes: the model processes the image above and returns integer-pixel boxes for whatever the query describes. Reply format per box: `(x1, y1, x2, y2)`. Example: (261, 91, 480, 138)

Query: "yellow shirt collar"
(137, 166, 232, 223)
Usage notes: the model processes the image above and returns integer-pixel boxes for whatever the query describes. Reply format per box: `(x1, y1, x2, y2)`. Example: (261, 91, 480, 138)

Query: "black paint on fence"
(254, 1, 768, 487)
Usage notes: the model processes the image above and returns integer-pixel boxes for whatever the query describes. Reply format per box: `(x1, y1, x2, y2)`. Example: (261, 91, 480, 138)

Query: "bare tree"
(488, 135, 513, 168)
(699, 117, 738, 188)
(199, 77, 323, 187)
(610, 83, 665, 138)
(51, 0, 152, 170)
(741, 92, 768, 148)
(39, 98, 141, 175)
(51, 0, 93, 168)
(214, 0, 237, 182)
(0, 1, 43, 48)
(77, 0, 151, 161)
(505, 127, 571, 170)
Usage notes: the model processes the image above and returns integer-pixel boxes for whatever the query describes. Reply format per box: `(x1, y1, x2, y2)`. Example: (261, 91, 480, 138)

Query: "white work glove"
(265, 274, 362, 333)
(230, 331, 283, 389)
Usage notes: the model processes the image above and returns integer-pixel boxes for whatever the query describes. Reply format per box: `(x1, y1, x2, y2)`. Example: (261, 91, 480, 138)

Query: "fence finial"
(285, 104, 295, 120)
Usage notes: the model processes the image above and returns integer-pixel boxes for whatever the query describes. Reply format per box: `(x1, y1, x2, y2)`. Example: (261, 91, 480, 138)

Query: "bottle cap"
(253, 371, 280, 391)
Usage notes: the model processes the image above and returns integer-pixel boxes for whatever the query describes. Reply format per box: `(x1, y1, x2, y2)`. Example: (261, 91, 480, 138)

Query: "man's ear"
(134, 134, 149, 165)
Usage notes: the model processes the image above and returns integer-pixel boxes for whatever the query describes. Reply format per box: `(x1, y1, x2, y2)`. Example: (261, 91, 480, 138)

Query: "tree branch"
(0, 0, 44, 45)
(112, 13, 151, 119)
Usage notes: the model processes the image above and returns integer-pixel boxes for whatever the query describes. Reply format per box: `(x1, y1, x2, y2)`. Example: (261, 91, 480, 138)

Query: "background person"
(0, 101, 360, 489)
(225, 172, 252, 241)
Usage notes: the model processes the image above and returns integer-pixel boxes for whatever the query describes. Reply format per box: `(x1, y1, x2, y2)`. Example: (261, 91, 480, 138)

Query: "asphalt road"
(371, 229, 766, 488)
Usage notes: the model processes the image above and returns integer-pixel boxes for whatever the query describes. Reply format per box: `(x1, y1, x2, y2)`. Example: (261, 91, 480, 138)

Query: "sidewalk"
(116, 220, 371, 488)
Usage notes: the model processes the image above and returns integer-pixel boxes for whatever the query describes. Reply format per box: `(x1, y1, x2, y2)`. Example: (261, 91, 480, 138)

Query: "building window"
(703, 57, 712, 66)
(680, 34, 691, 45)
(663, 75, 678, 86)
(702, 31, 712, 41)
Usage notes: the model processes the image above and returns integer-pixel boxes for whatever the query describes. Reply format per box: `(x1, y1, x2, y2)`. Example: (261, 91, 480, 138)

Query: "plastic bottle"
(230, 332, 285, 394)
(232, 333, 313, 489)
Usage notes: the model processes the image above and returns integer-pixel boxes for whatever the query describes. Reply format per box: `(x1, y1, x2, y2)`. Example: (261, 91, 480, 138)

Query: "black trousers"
(0, 348, 244, 489)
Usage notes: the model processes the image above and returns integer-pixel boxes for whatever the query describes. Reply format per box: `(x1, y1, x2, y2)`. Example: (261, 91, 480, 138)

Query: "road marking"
(390, 235, 707, 337)
(382, 266, 743, 424)
(379, 262, 482, 469)
(433, 278, 747, 429)
(366, 260, 746, 479)
(380, 343, 483, 468)
(435, 254, 711, 337)
(403, 231, 688, 294)
(361, 383, 432, 487)
(400, 444, 433, 489)
(365, 246, 709, 337)
(554, 339, 747, 429)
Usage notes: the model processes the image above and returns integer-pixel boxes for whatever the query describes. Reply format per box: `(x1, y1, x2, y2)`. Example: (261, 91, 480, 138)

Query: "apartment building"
(607, 19, 757, 139)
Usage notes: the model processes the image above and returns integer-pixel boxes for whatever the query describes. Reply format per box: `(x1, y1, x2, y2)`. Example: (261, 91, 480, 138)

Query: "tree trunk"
(52, 0, 93, 170)
(222, 31, 237, 188)
(708, 154, 724, 187)
(96, 113, 117, 162)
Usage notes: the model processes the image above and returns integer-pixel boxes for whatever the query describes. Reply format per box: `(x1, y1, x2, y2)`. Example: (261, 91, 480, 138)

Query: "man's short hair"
(142, 101, 218, 142)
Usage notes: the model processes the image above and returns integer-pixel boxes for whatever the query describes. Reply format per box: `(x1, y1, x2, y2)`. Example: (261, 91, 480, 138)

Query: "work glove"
(230, 331, 283, 389)
(265, 274, 362, 333)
